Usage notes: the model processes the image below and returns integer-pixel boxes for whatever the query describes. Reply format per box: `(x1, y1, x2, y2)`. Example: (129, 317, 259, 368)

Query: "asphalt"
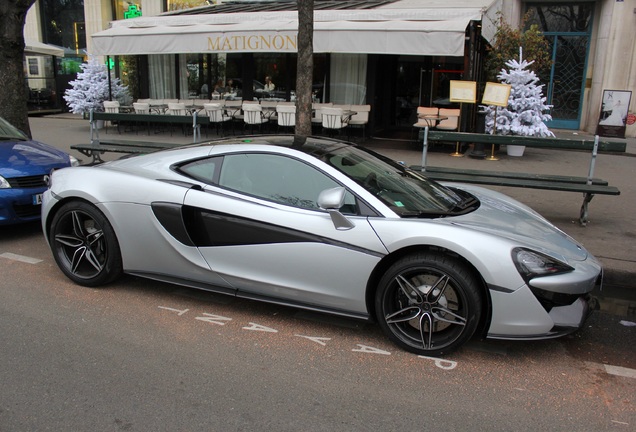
(28, 113, 636, 300)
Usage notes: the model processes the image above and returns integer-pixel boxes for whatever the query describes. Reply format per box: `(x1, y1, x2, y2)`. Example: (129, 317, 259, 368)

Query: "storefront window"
(25, 55, 57, 111)
(40, 0, 86, 53)
(330, 54, 367, 105)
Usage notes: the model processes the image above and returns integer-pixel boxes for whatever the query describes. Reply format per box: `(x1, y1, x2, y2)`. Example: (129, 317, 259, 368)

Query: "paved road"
(1, 222, 634, 431)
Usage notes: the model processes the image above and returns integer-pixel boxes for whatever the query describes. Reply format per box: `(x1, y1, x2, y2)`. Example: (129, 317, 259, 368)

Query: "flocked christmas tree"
(63, 57, 129, 115)
(483, 48, 554, 137)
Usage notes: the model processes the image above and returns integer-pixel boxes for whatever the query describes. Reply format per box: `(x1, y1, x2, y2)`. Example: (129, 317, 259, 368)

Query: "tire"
(49, 201, 123, 287)
(376, 252, 482, 356)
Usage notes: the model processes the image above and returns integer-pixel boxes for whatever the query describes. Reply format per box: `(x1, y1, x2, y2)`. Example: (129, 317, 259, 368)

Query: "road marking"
(0, 252, 42, 264)
(243, 322, 278, 333)
(418, 355, 458, 370)
(604, 364, 636, 379)
(195, 313, 232, 326)
(158, 306, 190, 316)
(295, 335, 331, 346)
(352, 344, 391, 355)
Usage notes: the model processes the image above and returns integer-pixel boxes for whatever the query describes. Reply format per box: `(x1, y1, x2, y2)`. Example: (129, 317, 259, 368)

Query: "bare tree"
(0, 0, 37, 137)
(293, 0, 314, 145)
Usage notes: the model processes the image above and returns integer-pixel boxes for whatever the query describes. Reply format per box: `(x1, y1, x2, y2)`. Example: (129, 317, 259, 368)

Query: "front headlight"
(0, 175, 10, 189)
(69, 155, 80, 167)
(512, 248, 574, 282)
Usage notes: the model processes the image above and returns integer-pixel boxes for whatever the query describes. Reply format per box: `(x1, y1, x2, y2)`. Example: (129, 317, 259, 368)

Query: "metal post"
(421, 125, 429, 172)
(587, 135, 599, 185)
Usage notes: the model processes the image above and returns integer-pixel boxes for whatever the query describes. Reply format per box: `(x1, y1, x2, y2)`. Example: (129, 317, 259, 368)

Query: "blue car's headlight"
(0, 175, 10, 189)
(512, 247, 574, 282)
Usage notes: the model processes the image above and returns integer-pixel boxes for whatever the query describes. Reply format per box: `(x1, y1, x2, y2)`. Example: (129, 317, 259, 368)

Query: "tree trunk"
(0, 0, 36, 137)
(294, 0, 314, 146)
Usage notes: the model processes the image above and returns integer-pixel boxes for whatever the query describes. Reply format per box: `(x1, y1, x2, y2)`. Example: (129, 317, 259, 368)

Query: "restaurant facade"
(24, 0, 636, 138)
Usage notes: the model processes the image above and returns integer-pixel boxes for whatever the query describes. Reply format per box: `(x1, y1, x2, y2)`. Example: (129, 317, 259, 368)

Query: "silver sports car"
(42, 135, 600, 356)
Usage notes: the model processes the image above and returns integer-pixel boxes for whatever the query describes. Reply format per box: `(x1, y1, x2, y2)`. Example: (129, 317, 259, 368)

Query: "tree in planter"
(484, 13, 551, 83)
(63, 57, 129, 116)
(483, 49, 554, 139)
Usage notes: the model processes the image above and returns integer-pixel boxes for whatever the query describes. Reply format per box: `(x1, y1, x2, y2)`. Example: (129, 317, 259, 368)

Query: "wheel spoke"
(386, 306, 421, 324)
(70, 246, 88, 273)
(419, 312, 434, 349)
(432, 306, 466, 326)
(427, 274, 450, 303)
(396, 275, 423, 303)
(54, 209, 106, 277)
(71, 211, 87, 238)
(54, 233, 83, 248)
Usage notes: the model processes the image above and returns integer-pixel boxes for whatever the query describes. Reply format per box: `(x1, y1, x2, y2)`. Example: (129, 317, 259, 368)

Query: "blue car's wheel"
(49, 201, 122, 287)
(376, 252, 482, 356)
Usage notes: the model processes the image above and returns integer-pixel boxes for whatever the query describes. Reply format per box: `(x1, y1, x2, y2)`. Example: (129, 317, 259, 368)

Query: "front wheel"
(49, 201, 123, 287)
(376, 252, 483, 356)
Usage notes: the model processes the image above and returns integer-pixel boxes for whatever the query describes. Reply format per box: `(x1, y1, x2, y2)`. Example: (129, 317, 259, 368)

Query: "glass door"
(526, 3, 594, 130)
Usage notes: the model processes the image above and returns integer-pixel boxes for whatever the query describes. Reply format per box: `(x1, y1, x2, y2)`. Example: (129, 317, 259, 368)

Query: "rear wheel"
(49, 201, 122, 287)
(376, 252, 482, 356)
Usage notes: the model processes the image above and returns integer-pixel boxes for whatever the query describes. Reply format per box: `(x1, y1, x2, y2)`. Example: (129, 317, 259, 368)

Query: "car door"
(180, 151, 388, 316)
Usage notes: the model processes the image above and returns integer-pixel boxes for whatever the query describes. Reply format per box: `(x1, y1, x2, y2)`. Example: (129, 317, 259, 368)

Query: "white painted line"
(352, 344, 391, 355)
(605, 364, 636, 379)
(0, 252, 42, 264)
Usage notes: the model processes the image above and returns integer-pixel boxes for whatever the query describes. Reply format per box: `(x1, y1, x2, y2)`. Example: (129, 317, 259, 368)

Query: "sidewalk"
(29, 113, 636, 297)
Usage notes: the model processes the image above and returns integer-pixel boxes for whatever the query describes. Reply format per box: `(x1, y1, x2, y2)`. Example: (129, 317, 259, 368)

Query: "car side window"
(178, 157, 221, 183)
(219, 153, 357, 212)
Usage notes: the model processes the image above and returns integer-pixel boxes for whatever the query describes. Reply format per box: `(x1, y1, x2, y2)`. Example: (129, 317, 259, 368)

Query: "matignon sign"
(207, 34, 298, 52)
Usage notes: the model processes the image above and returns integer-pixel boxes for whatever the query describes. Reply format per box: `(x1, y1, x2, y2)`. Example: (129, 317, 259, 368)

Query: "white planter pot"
(506, 145, 525, 157)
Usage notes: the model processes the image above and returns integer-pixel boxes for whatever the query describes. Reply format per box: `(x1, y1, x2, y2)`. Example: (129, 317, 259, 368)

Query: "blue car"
(0, 116, 78, 225)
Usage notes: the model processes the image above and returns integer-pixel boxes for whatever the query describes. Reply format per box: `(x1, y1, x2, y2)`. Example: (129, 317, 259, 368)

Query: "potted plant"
(63, 57, 129, 128)
(483, 48, 554, 156)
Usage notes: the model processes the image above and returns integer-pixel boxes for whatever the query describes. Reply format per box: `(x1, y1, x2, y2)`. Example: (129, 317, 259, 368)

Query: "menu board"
(449, 80, 477, 103)
(482, 82, 511, 107)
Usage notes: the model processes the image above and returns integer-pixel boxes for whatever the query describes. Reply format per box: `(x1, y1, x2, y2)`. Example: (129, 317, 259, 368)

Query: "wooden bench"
(411, 131, 625, 226)
(72, 111, 210, 164)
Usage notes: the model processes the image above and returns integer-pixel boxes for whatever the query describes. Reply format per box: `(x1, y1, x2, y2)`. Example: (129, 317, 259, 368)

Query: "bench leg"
(579, 193, 594, 226)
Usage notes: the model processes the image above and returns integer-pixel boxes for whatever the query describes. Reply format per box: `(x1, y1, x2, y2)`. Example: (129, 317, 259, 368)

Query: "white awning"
(91, 3, 498, 57)
(24, 39, 64, 57)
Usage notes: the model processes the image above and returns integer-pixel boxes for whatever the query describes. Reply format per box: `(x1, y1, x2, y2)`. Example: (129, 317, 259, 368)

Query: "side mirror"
(318, 187, 354, 231)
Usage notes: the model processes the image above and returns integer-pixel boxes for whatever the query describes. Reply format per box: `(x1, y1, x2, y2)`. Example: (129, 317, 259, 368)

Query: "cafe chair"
(167, 102, 187, 135)
(276, 104, 296, 133)
(133, 102, 150, 114)
(102, 100, 120, 134)
(321, 107, 350, 138)
(311, 102, 333, 134)
(242, 103, 268, 134)
(131, 102, 151, 134)
(204, 103, 232, 136)
(348, 104, 371, 141)
(436, 108, 460, 131)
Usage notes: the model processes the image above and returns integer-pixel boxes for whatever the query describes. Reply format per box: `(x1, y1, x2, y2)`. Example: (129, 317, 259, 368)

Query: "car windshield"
(314, 144, 474, 217)
(0, 117, 28, 141)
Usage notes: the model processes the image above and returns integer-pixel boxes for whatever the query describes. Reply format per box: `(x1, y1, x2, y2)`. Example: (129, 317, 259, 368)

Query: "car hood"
(446, 185, 588, 262)
(0, 139, 70, 178)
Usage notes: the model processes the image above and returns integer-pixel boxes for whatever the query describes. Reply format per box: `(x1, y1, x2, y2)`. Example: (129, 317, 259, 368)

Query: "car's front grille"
(7, 175, 47, 188)
(13, 203, 41, 218)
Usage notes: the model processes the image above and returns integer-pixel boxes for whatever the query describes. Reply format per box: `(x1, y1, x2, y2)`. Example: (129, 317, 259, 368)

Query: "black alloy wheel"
(49, 201, 123, 287)
(376, 252, 482, 356)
